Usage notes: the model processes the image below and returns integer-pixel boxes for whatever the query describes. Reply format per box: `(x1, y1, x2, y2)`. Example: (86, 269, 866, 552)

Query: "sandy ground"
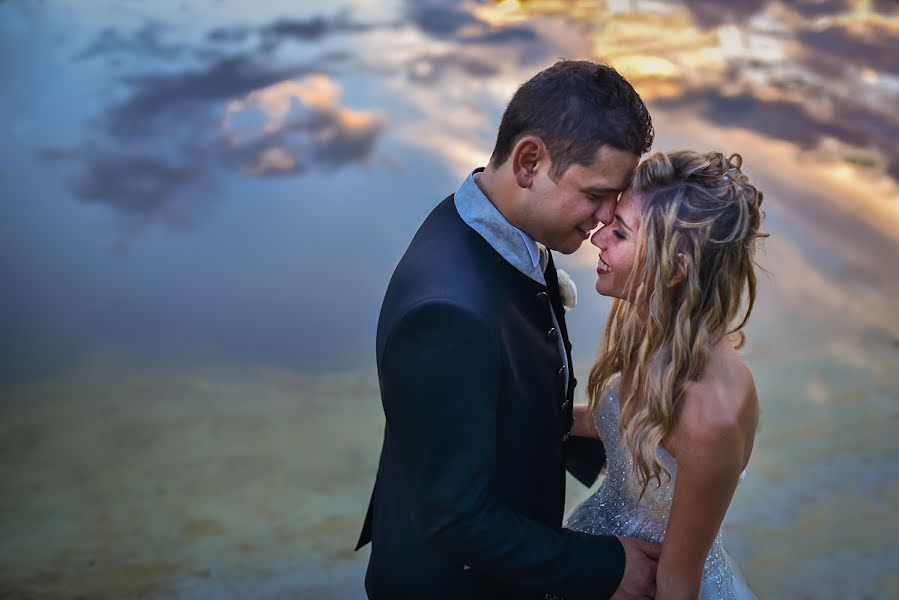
(1, 346, 898, 599)
(0, 357, 380, 599)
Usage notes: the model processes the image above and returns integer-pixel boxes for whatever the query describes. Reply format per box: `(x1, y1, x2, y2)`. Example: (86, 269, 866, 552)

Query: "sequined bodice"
(564, 374, 756, 600)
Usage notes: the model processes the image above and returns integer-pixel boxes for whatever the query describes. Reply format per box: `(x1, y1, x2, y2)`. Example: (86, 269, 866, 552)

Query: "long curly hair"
(586, 150, 767, 499)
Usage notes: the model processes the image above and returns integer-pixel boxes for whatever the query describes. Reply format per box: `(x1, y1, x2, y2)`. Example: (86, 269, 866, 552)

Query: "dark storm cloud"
(207, 26, 251, 44)
(406, 52, 500, 83)
(798, 51, 849, 79)
(674, 92, 822, 146)
(76, 9, 391, 59)
(101, 54, 320, 140)
(40, 146, 202, 218)
(465, 27, 539, 45)
(260, 15, 372, 42)
(655, 88, 899, 182)
(406, 2, 477, 39)
(787, 0, 851, 19)
(398, 0, 546, 85)
(680, 0, 768, 28)
(871, 0, 899, 16)
(210, 14, 401, 54)
(405, 0, 539, 45)
(797, 24, 899, 74)
(74, 21, 188, 62)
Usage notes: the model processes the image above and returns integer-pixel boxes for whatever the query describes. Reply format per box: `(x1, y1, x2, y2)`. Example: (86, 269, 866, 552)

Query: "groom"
(356, 61, 659, 599)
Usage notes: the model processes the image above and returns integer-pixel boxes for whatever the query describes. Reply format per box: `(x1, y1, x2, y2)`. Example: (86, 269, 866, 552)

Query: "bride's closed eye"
(609, 217, 626, 240)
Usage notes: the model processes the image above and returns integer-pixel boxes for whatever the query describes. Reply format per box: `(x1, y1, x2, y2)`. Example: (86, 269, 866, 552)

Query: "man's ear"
(511, 136, 545, 189)
(669, 253, 689, 288)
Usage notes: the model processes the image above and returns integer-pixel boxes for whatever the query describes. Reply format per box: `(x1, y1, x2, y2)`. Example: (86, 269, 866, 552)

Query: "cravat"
(536, 242, 550, 274)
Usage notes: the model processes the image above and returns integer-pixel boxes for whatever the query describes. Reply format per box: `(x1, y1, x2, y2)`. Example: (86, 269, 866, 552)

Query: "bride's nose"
(590, 226, 605, 250)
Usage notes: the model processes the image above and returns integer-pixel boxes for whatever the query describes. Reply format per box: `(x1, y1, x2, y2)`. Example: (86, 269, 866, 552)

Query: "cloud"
(207, 13, 402, 54)
(74, 21, 188, 62)
(653, 88, 899, 184)
(406, 52, 500, 83)
(680, 0, 768, 28)
(465, 26, 540, 45)
(259, 14, 388, 45)
(220, 75, 388, 176)
(405, 2, 478, 39)
(262, 16, 335, 42)
(101, 54, 324, 141)
(405, 0, 540, 46)
(44, 51, 385, 228)
(40, 0, 899, 232)
(785, 0, 851, 19)
(796, 23, 899, 74)
(39, 145, 205, 226)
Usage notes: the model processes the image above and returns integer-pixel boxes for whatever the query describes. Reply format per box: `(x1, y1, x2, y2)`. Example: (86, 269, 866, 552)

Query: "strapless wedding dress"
(565, 374, 758, 599)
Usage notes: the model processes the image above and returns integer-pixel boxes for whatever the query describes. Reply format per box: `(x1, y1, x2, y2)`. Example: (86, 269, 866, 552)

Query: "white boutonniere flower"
(556, 268, 577, 312)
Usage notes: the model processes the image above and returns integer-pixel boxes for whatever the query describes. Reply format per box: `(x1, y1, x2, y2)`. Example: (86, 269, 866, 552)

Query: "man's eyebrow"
(615, 213, 633, 232)
(583, 186, 623, 196)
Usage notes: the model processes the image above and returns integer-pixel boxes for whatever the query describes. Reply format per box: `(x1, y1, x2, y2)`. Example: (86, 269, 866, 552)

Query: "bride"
(566, 150, 764, 599)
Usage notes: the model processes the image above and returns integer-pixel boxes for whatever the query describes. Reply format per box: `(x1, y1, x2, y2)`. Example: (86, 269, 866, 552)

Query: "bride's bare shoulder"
(675, 339, 759, 461)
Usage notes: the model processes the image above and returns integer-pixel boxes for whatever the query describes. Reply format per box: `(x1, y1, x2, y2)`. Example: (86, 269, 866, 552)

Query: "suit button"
(560, 399, 571, 413)
(536, 291, 550, 304)
(547, 327, 558, 341)
(561, 431, 571, 443)
(557, 365, 567, 381)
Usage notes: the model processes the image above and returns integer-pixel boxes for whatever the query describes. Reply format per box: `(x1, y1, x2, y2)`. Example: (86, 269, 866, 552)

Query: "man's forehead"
(582, 146, 639, 187)
(578, 166, 634, 193)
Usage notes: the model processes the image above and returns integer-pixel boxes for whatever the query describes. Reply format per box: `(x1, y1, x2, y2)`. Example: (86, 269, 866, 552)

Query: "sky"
(1, 0, 897, 386)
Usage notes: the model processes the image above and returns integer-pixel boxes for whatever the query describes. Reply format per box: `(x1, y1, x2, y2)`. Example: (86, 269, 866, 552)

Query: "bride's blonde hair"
(586, 150, 767, 498)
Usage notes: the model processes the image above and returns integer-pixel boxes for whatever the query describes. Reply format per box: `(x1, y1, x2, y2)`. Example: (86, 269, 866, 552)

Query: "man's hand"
(610, 536, 661, 599)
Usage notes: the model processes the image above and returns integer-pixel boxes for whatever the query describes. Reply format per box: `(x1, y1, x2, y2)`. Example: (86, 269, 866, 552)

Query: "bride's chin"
(595, 281, 627, 301)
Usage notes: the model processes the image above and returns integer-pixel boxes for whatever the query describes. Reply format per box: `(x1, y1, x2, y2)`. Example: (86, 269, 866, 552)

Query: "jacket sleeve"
(565, 436, 608, 487)
(380, 301, 625, 599)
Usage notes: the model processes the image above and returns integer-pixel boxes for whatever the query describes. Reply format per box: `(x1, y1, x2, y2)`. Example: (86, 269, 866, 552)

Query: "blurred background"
(1, 0, 897, 598)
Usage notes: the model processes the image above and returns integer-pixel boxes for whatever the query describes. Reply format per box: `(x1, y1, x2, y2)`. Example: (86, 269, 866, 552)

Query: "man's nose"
(594, 198, 616, 226)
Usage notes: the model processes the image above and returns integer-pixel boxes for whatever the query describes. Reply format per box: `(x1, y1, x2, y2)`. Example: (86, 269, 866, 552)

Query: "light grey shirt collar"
(453, 167, 570, 395)
(454, 168, 549, 284)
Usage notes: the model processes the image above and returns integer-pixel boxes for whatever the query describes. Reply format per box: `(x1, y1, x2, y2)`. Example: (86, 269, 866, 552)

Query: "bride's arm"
(656, 382, 758, 600)
(570, 403, 599, 438)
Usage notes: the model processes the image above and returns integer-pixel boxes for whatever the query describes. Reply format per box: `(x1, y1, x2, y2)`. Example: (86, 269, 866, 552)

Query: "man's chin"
(544, 238, 581, 255)
(559, 240, 585, 255)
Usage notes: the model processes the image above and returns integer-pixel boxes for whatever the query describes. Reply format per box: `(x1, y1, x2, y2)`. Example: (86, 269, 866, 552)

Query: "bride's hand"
(611, 536, 661, 600)
(570, 404, 599, 438)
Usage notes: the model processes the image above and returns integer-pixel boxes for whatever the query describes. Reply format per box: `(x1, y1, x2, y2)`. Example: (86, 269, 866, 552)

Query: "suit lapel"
(543, 252, 574, 397)
(543, 253, 570, 346)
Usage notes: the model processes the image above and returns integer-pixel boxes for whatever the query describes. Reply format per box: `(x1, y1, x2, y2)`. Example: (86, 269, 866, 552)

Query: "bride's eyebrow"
(614, 213, 633, 232)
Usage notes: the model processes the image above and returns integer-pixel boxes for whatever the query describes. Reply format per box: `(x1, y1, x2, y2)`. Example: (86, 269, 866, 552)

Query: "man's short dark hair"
(489, 60, 654, 180)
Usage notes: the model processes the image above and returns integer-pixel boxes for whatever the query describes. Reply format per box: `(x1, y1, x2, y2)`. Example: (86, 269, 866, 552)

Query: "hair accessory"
(723, 153, 744, 183)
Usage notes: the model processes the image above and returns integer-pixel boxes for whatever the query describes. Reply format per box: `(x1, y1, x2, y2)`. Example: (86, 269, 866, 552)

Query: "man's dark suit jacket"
(356, 195, 626, 599)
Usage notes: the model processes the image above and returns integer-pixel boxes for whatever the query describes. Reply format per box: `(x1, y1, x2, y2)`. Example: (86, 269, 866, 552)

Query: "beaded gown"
(564, 374, 758, 599)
